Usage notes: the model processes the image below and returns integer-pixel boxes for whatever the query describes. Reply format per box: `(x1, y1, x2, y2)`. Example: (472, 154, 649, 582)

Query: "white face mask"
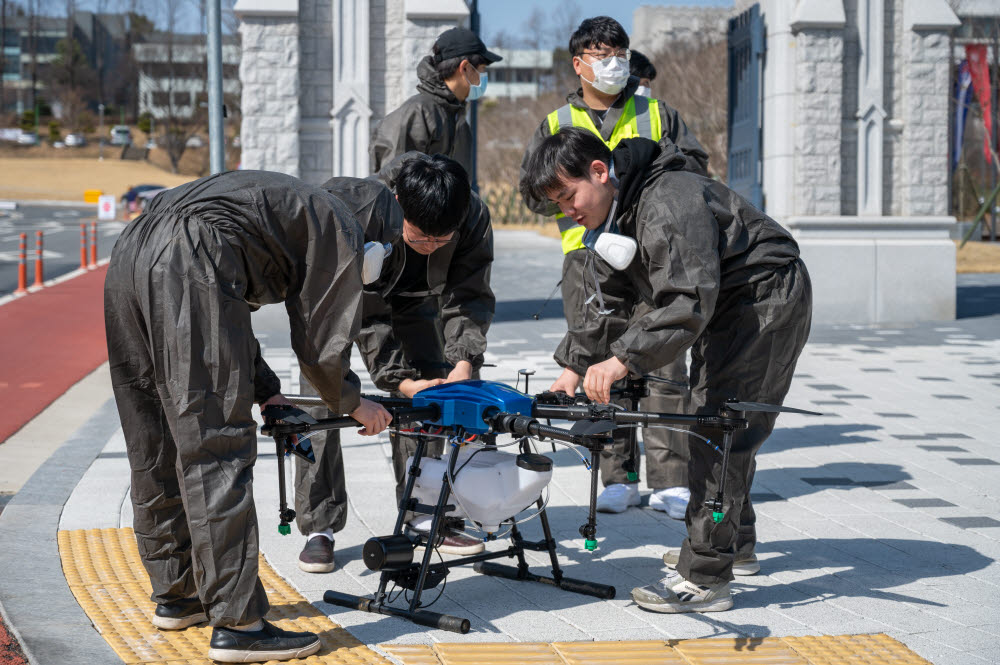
(362, 241, 392, 284)
(593, 232, 637, 271)
(635, 85, 652, 98)
(583, 55, 630, 95)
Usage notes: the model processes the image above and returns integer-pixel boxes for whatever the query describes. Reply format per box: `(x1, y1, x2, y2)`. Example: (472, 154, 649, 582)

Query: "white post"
(856, 0, 885, 216)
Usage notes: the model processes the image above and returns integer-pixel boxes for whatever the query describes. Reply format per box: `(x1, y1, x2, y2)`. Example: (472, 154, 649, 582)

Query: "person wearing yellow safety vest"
(519, 16, 710, 521)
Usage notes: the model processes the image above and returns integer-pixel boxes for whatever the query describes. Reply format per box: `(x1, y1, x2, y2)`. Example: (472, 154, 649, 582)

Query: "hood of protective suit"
(321, 176, 405, 298)
(611, 138, 690, 228)
(416, 56, 466, 112)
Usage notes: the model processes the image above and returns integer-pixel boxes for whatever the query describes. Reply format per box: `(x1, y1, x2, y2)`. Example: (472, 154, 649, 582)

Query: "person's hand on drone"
(445, 360, 473, 383)
(350, 397, 393, 435)
(583, 357, 629, 404)
(549, 367, 581, 396)
(398, 378, 445, 398)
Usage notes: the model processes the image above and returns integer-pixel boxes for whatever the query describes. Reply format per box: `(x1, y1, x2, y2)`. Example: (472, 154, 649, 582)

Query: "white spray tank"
(408, 448, 553, 534)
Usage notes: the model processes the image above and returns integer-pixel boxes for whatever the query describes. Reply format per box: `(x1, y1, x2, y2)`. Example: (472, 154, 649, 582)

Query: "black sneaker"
(298, 535, 335, 573)
(152, 597, 208, 630)
(207, 620, 321, 663)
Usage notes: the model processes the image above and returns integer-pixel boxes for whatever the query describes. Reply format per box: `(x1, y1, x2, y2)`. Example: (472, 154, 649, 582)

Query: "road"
(0, 204, 124, 297)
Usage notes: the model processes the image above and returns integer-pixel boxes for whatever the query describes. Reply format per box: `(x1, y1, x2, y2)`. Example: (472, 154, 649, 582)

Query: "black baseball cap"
(433, 27, 502, 64)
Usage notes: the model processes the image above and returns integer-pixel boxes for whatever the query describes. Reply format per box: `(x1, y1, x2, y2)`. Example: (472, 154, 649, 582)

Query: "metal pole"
(206, 0, 225, 174)
(992, 24, 998, 241)
(468, 0, 479, 193)
(98, 103, 104, 161)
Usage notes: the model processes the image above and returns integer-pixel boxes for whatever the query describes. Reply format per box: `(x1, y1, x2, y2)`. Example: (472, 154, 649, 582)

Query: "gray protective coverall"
(521, 78, 710, 489)
(104, 171, 367, 627)
(557, 139, 812, 584)
(369, 56, 473, 175)
(294, 164, 495, 533)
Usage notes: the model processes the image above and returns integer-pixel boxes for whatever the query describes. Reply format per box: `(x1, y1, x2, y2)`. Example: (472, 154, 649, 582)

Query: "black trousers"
(676, 259, 812, 585)
(105, 216, 269, 627)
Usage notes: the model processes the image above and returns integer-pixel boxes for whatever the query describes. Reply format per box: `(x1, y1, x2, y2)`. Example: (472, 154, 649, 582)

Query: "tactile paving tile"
(552, 640, 686, 664)
(781, 634, 933, 665)
(58, 527, 389, 664)
(432, 642, 563, 664)
(673, 637, 808, 664)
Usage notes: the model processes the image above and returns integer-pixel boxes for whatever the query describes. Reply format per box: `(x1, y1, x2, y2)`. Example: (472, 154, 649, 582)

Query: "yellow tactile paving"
(58, 528, 932, 665)
(553, 640, 687, 664)
(674, 636, 807, 664)
(58, 527, 388, 664)
(781, 634, 933, 664)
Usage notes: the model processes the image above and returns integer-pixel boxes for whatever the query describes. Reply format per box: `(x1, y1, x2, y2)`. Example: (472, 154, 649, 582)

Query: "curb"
(0, 258, 111, 308)
(0, 397, 122, 665)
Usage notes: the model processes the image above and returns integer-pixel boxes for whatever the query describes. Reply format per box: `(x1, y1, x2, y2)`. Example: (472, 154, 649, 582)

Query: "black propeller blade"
(570, 419, 617, 437)
(724, 401, 823, 416)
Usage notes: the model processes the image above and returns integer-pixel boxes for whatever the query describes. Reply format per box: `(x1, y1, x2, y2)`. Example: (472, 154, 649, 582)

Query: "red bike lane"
(0, 266, 109, 444)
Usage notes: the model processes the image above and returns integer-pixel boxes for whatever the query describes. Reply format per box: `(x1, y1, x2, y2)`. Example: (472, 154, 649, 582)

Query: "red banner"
(966, 44, 994, 163)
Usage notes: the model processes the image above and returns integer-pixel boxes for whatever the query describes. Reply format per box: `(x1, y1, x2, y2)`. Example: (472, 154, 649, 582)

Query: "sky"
(63, 0, 733, 40)
(479, 0, 732, 50)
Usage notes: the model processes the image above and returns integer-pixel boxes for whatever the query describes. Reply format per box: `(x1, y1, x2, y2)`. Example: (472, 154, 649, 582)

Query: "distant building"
(483, 48, 553, 100)
(133, 34, 240, 121)
(0, 11, 125, 115)
(630, 5, 730, 54)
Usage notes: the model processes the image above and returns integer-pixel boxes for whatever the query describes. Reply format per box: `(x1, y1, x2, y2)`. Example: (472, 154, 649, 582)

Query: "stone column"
(789, 0, 846, 216)
(330, 0, 373, 178)
(235, 0, 301, 177)
(900, 0, 960, 216)
(856, 0, 886, 216)
(299, 0, 334, 183)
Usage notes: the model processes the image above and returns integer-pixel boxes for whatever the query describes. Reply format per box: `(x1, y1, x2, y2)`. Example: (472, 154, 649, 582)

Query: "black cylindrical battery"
(363, 534, 414, 571)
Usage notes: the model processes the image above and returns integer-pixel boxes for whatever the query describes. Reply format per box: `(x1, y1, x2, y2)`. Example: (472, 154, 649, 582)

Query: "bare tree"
(154, 0, 204, 172)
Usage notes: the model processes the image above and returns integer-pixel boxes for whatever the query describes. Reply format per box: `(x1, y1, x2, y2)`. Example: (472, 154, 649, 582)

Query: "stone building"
(234, 0, 469, 184)
(739, 0, 963, 324)
(630, 5, 730, 52)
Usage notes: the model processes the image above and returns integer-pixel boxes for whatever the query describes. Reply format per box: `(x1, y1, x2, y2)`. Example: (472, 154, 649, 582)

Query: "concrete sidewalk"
(1, 231, 998, 665)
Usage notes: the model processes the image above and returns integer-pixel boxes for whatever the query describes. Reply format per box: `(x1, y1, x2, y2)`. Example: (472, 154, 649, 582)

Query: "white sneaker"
(631, 575, 733, 613)
(595, 483, 641, 513)
(648, 486, 690, 519)
(661, 547, 760, 576)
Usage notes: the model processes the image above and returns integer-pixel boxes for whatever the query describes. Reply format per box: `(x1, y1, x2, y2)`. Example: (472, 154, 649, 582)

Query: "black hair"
(395, 154, 471, 236)
(568, 16, 629, 57)
(629, 49, 656, 81)
(520, 128, 612, 204)
(432, 47, 490, 79)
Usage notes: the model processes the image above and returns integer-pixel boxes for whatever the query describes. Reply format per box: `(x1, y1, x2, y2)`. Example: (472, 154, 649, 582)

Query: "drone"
(261, 375, 820, 634)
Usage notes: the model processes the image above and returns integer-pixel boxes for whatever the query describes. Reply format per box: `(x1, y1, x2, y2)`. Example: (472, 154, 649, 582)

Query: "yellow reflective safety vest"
(546, 95, 662, 253)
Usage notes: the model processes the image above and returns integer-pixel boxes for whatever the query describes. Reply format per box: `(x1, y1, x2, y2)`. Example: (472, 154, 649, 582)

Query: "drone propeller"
(570, 419, 617, 437)
(724, 400, 823, 416)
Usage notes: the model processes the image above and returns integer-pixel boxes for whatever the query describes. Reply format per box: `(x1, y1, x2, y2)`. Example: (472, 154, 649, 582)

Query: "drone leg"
(275, 435, 294, 535)
(578, 448, 601, 551)
(710, 429, 734, 523)
(536, 497, 563, 583)
(407, 442, 461, 614)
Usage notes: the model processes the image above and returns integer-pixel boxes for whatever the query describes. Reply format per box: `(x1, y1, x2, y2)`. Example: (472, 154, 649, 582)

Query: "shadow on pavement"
(493, 298, 565, 322)
(317, 533, 991, 642)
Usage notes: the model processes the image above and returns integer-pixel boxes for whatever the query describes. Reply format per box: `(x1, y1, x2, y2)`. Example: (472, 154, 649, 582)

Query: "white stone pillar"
(235, 0, 301, 177)
(856, 0, 886, 216)
(790, 0, 846, 216)
(900, 0, 960, 216)
(330, 0, 373, 178)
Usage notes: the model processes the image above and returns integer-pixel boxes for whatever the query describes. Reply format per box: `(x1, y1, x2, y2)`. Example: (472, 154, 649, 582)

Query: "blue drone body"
(411, 380, 534, 434)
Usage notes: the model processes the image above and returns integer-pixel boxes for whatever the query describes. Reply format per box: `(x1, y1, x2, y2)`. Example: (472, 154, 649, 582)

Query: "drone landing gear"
(323, 428, 615, 634)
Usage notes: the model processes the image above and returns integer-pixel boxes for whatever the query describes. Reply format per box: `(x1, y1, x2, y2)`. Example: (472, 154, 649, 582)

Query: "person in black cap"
(369, 27, 502, 175)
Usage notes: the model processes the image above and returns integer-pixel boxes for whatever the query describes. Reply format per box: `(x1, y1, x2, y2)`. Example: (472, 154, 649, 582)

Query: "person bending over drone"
(290, 153, 495, 574)
(521, 128, 812, 613)
(104, 170, 394, 663)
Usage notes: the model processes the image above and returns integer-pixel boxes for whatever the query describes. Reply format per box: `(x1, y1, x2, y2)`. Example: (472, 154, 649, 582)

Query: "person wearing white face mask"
(519, 16, 710, 521)
(630, 49, 657, 99)
(521, 128, 811, 613)
(291, 153, 496, 574)
(370, 27, 502, 175)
